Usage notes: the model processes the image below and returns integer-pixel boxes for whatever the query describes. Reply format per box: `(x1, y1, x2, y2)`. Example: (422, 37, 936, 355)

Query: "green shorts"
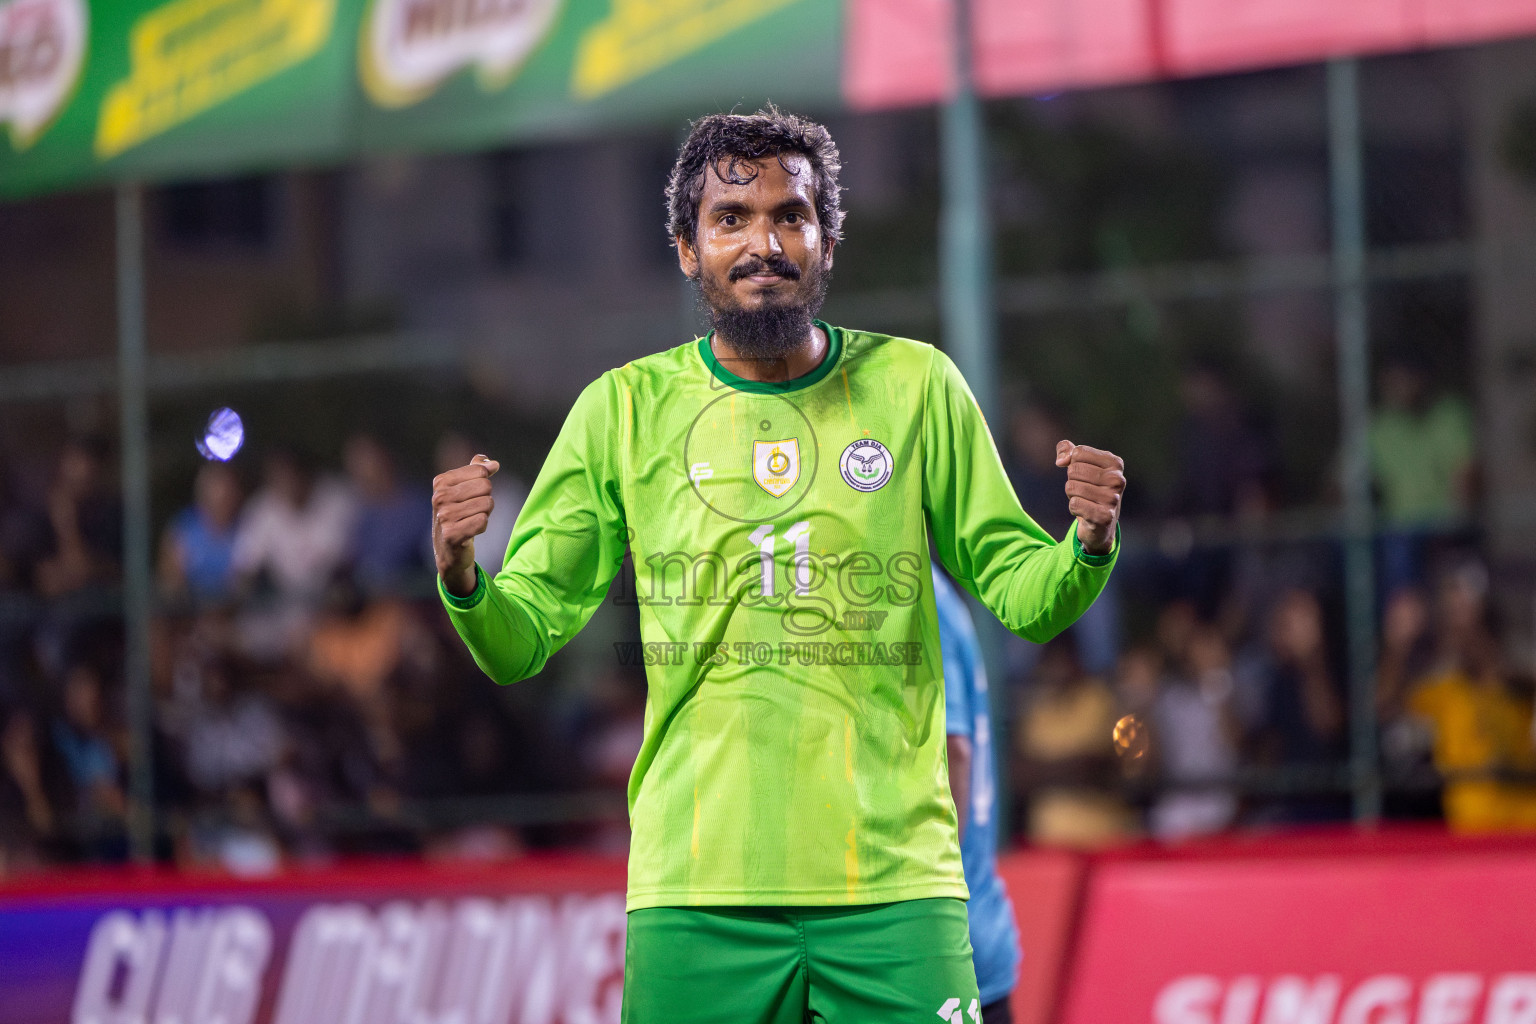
(622, 898, 981, 1024)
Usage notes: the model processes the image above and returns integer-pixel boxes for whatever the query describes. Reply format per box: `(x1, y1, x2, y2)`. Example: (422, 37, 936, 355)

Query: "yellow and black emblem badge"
(752, 438, 800, 497)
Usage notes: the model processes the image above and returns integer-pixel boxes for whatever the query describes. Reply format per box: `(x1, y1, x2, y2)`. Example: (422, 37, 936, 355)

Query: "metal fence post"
(941, 0, 1014, 843)
(116, 182, 156, 862)
(1327, 58, 1382, 823)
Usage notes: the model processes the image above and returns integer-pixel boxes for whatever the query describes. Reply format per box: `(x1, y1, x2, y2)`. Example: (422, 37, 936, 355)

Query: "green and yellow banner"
(0, 0, 843, 197)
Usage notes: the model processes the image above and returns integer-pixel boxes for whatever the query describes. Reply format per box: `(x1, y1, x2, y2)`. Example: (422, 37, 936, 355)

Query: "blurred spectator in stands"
(1148, 618, 1240, 840)
(304, 582, 411, 807)
(435, 431, 527, 576)
(1169, 363, 1271, 519)
(1165, 364, 1271, 616)
(1374, 586, 1442, 819)
(230, 448, 356, 658)
(344, 432, 432, 592)
(1003, 402, 1121, 676)
(34, 437, 122, 600)
(1014, 636, 1137, 848)
(1006, 402, 1074, 541)
(51, 659, 127, 859)
(306, 584, 409, 708)
(157, 633, 287, 872)
(263, 678, 377, 860)
(0, 460, 49, 705)
(157, 461, 243, 605)
(0, 458, 48, 596)
(1404, 561, 1536, 831)
(178, 654, 284, 803)
(577, 666, 648, 854)
(399, 618, 538, 860)
(1222, 478, 1334, 646)
(0, 707, 58, 871)
(1112, 643, 1160, 798)
(188, 783, 282, 876)
(1242, 588, 1348, 823)
(1369, 356, 1477, 596)
(581, 668, 647, 790)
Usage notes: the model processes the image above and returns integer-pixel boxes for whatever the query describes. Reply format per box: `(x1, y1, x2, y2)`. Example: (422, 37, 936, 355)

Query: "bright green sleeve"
(921, 347, 1117, 643)
(438, 373, 628, 684)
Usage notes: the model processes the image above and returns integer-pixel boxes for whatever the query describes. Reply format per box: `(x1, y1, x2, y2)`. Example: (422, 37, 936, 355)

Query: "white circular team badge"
(840, 439, 893, 492)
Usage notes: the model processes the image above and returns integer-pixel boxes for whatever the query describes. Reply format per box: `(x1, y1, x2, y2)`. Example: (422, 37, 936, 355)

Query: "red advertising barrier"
(844, 0, 1536, 109)
(997, 848, 1087, 1024)
(1058, 830, 1536, 1024)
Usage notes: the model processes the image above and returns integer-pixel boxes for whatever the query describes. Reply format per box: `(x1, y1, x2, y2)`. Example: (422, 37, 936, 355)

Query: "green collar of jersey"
(697, 321, 844, 394)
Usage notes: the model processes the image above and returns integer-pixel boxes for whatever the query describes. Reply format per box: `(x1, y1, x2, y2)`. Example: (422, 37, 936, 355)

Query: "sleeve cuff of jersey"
(1072, 522, 1120, 567)
(439, 565, 488, 611)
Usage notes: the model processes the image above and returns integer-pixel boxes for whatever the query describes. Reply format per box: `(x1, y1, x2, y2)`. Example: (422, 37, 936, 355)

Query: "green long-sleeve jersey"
(440, 323, 1117, 910)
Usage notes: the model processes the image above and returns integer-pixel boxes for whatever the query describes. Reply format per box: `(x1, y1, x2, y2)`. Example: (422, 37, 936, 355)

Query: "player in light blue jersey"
(936, 568, 1023, 1024)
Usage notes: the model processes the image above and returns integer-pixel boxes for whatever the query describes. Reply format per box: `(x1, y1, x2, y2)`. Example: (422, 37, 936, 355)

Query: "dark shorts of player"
(982, 995, 1014, 1024)
(622, 897, 981, 1024)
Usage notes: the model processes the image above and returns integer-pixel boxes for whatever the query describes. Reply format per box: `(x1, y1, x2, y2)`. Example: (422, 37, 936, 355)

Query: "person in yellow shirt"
(1404, 564, 1536, 831)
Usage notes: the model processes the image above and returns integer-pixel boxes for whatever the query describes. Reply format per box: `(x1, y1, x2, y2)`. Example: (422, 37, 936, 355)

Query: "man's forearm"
(947, 734, 972, 840)
(440, 571, 550, 685)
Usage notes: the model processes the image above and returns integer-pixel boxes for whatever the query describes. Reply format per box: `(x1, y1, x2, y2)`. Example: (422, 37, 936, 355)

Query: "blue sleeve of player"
(935, 570, 973, 738)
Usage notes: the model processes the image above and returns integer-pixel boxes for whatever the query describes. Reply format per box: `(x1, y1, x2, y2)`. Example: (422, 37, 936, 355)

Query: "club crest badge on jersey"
(752, 439, 800, 497)
(840, 439, 892, 492)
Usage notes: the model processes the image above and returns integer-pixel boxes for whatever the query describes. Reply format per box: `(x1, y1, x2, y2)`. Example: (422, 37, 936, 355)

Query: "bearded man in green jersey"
(431, 108, 1126, 1024)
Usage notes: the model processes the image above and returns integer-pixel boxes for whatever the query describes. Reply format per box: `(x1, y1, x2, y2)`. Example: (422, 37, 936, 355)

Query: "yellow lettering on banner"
(95, 0, 336, 158)
(571, 0, 802, 100)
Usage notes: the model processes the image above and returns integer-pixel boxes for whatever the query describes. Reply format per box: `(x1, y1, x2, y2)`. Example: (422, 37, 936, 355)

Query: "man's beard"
(695, 253, 830, 365)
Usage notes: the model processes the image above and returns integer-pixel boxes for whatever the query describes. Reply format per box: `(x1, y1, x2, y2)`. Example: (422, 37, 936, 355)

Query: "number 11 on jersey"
(746, 522, 812, 598)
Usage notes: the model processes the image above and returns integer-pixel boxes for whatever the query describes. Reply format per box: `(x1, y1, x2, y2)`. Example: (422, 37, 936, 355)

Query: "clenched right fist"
(433, 454, 499, 597)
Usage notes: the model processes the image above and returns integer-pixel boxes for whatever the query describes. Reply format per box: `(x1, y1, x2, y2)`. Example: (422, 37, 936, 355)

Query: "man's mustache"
(728, 256, 803, 282)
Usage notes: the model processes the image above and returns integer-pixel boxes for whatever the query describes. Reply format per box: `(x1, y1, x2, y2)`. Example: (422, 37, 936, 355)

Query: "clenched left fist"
(1055, 441, 1126, 556)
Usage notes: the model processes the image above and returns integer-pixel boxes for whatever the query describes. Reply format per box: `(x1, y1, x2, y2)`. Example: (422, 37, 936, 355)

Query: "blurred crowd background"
(5, 42, 1536, 875)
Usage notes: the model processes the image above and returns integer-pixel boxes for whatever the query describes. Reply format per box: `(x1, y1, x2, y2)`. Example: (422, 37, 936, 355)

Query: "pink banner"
(1058, 833, 1536, 1024)
(844, 0, 1536, 108)
(997, 849, 1086, 1024)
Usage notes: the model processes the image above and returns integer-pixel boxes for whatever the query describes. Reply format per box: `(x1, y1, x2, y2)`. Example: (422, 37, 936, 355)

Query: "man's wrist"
(1072, 521, 1119, 565)
(1080, 533, 1113, 556)
(441, 563, 481, 599)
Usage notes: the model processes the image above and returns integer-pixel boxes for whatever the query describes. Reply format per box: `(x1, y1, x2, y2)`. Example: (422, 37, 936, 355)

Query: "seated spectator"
(187, 783, 283, 877)
(0, 707, 58, 872)
(1405, 562, 1536, 831)
(305, 588, 410, 705)
(230, 448, 356, 658)
(51, 660, 127, 860)
(1148, 621, 1239, 840)
(34, 437, 121, 600)
(1375, 586, 1442, 818)
(1241, 589, 1348, 823)
(178, 655, 285, 801)
(158, 461, 243, 604)
(1014, 637, 1137, 848)
(344, 433, 431, 592)
(0, 461, 49, 706)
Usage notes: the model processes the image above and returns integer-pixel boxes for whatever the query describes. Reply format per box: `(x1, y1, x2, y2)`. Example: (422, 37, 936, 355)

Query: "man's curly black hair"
(665, 106, 844, 253)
